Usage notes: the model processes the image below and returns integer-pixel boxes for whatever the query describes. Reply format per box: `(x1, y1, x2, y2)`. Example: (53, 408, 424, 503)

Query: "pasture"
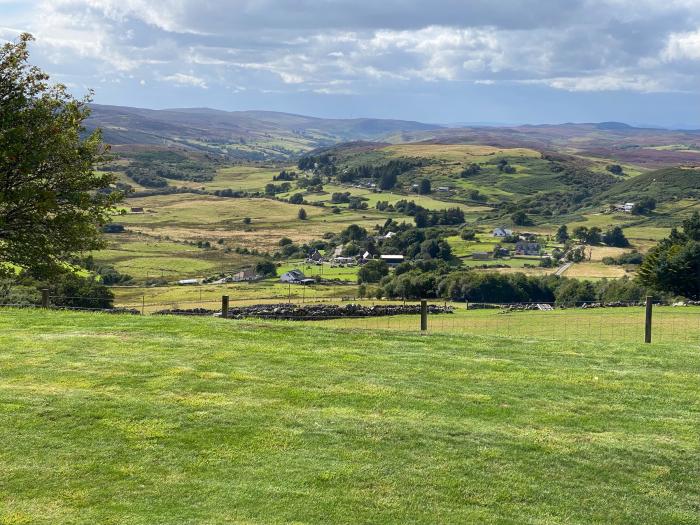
(0, 309, 697, 524)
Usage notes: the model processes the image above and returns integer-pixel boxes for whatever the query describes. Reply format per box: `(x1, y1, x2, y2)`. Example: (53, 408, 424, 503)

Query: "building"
(177, 278, 200, 286)
(232, 268, 258, 282)
(130, 207, 144, 213)
(437, 186, 450, 192)
(380, 254, 404, 265)
(492, 227, 513, 237)
(280, 269, 306, 283)
(362, 251, 372, 261)
(307, 249, 324, 262)
(613, 202, 635, 213)
(332, 256, 356, 265)
(471, 252, 490, 260)
(515, 241, 541, 256)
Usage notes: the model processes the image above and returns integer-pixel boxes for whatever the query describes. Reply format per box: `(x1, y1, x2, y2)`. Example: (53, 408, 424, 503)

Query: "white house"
(177, 278, 200, 286)
(492, 227, 513, 237)
(280, 269, 305, 283)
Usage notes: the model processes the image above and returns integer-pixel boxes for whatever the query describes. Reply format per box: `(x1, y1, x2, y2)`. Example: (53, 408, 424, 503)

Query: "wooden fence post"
(644, 296, 653, 343)
(420, 299, 428, 332)
(221, 295, 229, 319)
(41, 288, 49, 308)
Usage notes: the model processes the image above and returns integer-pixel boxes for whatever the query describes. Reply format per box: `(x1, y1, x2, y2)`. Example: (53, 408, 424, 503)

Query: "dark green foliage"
(289, 193, 304, 204)
(460, 163, 481, 177)
(49, 274, 114, 309)
(631, 197, 656, 215)
(555, 225, 569, 243)
(607, 164, 623, 175)
(418, 178, 431, 194)
(572, 226, 602, 245)
(255, 260, 277, 277)
(460, 228, 477, 241)
(602, 226, 629, 247)
(297, 208, 307, 220)
(357, 259, 389, 284)
(0, 34, 119, 278)
(602, 251, 644, 265)
(511, 211, 532, 226)
(639, 212, 700, 298)
(554, 279, 596, 306)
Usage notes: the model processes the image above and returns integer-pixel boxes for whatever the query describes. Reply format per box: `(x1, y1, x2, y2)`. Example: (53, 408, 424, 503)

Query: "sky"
(2, 0, 700, 127)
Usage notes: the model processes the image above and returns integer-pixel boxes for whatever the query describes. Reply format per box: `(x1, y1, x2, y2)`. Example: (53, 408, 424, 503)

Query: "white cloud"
(664, 29, 700, 61)
(162, 72, 207, 88)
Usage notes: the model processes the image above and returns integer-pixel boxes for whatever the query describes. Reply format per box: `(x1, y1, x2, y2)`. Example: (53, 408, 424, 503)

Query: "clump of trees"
(639, 212, 700, 298)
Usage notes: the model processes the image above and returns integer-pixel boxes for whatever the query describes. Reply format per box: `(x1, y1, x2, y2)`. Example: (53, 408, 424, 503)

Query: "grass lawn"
(0, 310, 698, 524)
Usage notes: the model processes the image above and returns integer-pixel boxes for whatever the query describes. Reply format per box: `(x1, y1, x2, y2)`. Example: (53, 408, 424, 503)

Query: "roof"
(492, 227, 513, 236)
(281, 269, 305, 279)
(380, 254, 404, 260)
(178, 279, 199, 285)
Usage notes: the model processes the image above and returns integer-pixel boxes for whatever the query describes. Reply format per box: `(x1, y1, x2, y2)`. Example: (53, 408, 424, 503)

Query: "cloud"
(6, 0, 700, 100)
(162, 72, 207, 88)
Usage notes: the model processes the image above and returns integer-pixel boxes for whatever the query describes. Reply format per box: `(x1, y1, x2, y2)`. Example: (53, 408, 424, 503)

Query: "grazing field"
(113, 194, 388, 249)
(0, 309, 697, 524)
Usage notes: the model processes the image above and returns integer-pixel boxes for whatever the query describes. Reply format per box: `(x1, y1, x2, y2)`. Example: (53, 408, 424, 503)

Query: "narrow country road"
(555, 262, 573, 276)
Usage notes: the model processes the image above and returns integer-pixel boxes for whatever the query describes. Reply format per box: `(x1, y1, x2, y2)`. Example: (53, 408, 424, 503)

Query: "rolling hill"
(86, 104, 441, 160)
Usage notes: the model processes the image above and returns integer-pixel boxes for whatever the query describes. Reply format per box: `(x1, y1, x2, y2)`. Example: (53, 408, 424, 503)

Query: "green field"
(0, 309, 698, 524)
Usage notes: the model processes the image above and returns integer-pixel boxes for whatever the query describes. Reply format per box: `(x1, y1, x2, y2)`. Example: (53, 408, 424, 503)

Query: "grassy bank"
(0, 310, 698, 524)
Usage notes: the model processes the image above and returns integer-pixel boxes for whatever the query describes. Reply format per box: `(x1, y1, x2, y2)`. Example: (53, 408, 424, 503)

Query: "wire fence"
(3, 292, 700, 345)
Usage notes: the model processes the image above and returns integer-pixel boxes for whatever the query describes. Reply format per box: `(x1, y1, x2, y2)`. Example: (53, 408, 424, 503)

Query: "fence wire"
(3, 295, 700, 345)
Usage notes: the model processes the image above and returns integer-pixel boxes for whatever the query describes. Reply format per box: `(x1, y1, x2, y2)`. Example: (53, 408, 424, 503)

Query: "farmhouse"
(307, 249, 324, 262)
(177, 278, 200, 286)
(437, 186, 450, 192)
(515, 241, 541, 256)
(362, 250, 373, 261)
(380, 254, 404, 265)
(615, 202, 635, 213)
(232, 268, 258, 282)
(492, 227, 513, 237)
(280, 269, 306, 283)
(332, 256, 356, 265)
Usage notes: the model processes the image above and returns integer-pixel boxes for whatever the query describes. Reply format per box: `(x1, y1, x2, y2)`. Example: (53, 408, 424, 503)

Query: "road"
(555, 262, 573, 276)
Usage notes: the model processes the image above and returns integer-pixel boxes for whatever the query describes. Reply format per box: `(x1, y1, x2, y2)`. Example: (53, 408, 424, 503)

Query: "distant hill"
(86, 104, 441, 160)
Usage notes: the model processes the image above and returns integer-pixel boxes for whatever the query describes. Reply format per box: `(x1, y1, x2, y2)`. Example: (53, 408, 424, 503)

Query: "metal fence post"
(420, 299, 428, 332)
(221, 295, 229, 319)
(41, 288, 49, 308)
(644, 296, 653, 343)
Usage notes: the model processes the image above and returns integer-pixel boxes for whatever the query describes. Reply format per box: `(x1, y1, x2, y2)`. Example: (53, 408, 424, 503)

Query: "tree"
(414, 209, 429, 228)
(49, 274, 114, 309)
(255, 260, 277, 278)
(460, 163, 481, 178)
(606, 164, 623, 175)
(587, 227, 602, 245)
(638, 212, 700, 298)
(631, 197, 656, 215)
(554, 279, 596, 307)
(1, 34, 118, 278)
(573, 226, 589, 243)
(357, 259, 389, 284)
(418, 178, 431, 194)
(289, 193, 304, 204)
(555, 225, 569, 243)
(602, 226, 629, 247)
(297, 208, 307, 220)
(379, 170, 397, 190)
(511, 211, 532, 226)
(460, 228, 477, 241)
(243, 217, 252, 224)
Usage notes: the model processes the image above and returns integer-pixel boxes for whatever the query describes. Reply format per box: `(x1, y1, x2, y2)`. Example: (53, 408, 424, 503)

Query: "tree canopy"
(1, 34, 118, 278)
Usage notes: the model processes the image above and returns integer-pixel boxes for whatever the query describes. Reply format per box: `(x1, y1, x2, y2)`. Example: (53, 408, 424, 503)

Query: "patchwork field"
(0, 309, 697, 524)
